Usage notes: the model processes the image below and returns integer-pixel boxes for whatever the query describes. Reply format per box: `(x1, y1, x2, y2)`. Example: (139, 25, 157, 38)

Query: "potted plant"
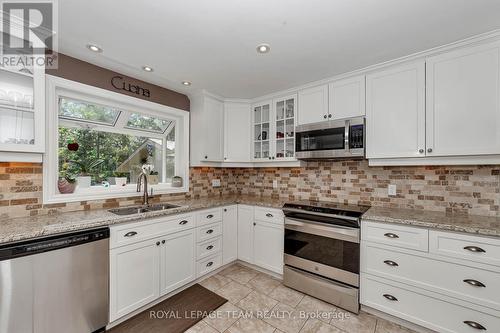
(69, 158, 104, 188)
(148, 170, 159, 185)
(57, 170, 77, 194)
(108, 172, 129, 187)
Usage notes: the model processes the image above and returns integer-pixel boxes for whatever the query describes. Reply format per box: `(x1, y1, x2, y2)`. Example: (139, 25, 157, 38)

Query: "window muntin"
(125, 113, 171, 133)
(59, 97, 121, 125)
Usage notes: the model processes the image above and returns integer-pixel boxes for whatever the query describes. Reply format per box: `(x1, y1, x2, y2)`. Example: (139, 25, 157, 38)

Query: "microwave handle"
(344, 119, 350, 152)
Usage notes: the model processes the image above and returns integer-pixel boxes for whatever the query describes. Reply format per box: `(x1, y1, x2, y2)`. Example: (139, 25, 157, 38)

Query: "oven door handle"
(285, 218, 360, 243)
(282, 207, 360, 222)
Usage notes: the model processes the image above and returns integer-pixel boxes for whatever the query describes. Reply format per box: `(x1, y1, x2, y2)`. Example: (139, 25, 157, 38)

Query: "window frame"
(43, 75, 190, 204)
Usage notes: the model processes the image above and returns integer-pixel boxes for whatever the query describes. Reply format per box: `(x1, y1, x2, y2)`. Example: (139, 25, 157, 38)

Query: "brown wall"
(46, 53, 190, 111)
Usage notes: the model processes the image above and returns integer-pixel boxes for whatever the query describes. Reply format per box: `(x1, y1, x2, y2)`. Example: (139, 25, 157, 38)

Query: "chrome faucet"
(137, 172, 149, 206)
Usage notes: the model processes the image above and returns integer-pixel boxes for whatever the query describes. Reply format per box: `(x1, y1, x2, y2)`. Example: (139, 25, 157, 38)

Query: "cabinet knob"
(272, 156, 275, 160)
(205, 155, 208, 159)
(224, 157, 227, 160)
(383, 294, 398, 301)
(427, 148, 433, 153)
(323, 115, 327, 119)
(253, 222, 256, 226)
(463, 321, 486, 330)
(224, 208, 227, 212)
(162, 240, 165, 244)
(268, 157, 272, 160)
(328, 114, 332, 118)
(418, 149, 424, 154)
(156, 241, 160, 246)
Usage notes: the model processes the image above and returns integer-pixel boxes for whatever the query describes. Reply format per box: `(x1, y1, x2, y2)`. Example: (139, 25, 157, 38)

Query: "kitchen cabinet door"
(253, 220, 284, 274)
(252, 101, 272, 160)
(426, 41, 500, 157)
(203, 96, 224, 161)
(159, 229, 196, 296)
(298, 85, 329, 125)
(237, 205, 254, 264)
(222, 205, 238, 265)
(223, 102, 251, 162)
(109, 238, 160, 322)
(366, 62, 426, 159)
(273, 94, 297, 160)
(329, 75, 365, 120)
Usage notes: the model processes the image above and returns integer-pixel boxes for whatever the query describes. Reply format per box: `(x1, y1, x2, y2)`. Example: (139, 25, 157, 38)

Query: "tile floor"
(188, 263, 418, 333)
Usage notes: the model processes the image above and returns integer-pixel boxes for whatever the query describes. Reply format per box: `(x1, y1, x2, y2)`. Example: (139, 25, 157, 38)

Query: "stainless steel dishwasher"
(0, 227, 109, 333)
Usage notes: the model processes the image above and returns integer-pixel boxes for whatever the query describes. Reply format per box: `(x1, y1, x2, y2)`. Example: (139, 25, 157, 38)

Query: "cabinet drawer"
(197, 253, 222, 278)
(429, 230, 500, 267)
(362, 243, 500, 310)
(197, 222, 222, 242)
(361, 275, 500, 333)
(254, 207, 284, 225)
(196, 208, 222, 227)
(362, 221, 428, 251)
(196, 236, 222, 260)
(110, 214, 194, 249)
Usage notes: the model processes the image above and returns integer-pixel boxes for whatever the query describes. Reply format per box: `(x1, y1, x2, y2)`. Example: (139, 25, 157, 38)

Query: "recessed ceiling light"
(256, 43, 270, 54)
(182, 81, 191, 86)
(86, 44, 102, 53)
(142, 66, 154, 72)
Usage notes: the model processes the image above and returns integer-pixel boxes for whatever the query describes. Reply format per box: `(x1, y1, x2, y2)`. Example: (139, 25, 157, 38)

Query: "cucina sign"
(111, 75, 151, 98)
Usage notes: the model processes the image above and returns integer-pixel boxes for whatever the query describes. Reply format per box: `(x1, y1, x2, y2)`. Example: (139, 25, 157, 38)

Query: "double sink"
(108, 203, 180, 216)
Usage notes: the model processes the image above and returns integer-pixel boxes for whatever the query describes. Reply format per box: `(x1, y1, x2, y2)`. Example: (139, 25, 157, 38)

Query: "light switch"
(212, 179, 221, 187)
(388, 184, 397, 196)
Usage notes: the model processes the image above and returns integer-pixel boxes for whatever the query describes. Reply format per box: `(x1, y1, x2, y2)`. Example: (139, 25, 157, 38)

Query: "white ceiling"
(58, 0, 500, 99)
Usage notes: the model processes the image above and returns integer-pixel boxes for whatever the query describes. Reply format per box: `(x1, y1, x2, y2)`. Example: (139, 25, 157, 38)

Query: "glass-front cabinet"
(252, 94, 297, 161)
(0, 60, 45, 153)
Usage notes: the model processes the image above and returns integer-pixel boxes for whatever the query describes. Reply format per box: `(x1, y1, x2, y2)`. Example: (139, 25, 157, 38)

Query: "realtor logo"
(1, 0, 58, 67)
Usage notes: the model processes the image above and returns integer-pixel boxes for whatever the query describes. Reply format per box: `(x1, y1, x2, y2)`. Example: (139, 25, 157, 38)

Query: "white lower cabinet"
(222, 206, 238, 264)
(110, 238, 161, 322)
(254, 220, 284, 274)
(159, 229, 196, 296)
(361, 220, 500, 332)
(237, 206, 284, 274)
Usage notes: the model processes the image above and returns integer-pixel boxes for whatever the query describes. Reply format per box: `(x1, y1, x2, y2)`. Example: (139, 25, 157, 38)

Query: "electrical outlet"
(212, 179, 221, 187)
(273, 180, 278, 189)
(388, 184, 397, 196)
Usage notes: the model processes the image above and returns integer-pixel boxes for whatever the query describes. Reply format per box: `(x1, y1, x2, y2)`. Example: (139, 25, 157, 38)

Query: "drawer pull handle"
(384, 260, 399, 267)
(206, 214, 214, 219)
(384, 233, 399, 239)
(383, 294, 398, 301)
(464, 246, 486, 253)
(179, 220, 188, 225)
(124, 231, 137, 237)
(266, 213, 273, 218)
(206, 261, 213, 267)
(463, 279, 486, 288)
(463, 321, 486, 330)
(206, 229, 214, 234)
(206, 245, 214, 250)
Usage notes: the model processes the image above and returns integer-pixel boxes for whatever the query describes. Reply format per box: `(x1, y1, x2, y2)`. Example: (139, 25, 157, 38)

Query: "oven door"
(295, 121, 347, 159)
(284, 217, 360, 287)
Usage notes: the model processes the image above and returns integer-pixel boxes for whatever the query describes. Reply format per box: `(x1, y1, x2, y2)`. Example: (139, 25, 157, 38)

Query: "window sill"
(44, 183, 189, 204)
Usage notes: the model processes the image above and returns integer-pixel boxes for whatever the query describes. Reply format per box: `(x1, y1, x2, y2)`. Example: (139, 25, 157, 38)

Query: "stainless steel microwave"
(295, 116, 365, 160)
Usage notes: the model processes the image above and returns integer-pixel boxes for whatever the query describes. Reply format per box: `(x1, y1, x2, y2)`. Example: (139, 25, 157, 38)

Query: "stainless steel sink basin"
(108, 203, 180, 216)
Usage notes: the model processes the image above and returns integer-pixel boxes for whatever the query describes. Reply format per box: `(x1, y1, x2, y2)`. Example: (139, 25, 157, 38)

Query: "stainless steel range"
(282, 201, 369, 313)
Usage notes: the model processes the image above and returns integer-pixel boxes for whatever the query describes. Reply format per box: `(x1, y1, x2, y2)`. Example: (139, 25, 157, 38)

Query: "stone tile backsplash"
(0, 161, 499, 219)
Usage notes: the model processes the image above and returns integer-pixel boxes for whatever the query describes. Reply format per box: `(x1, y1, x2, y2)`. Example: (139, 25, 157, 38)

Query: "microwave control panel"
(349, 124, 364, 149)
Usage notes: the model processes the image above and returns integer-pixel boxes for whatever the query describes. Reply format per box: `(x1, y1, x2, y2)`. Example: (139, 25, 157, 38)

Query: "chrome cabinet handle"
(206, 214, 214, 219)
(206, 262, 213, 267)
(206, 245, 214, 250)
(206, 229, 214, 234)
(383, 294, 398, 301)
(124, 231, 138, 237)
(384, 260, 399, 267)
(463, 279, 486, 288)
(384, 233, 399, 239)
(464, 246, 486, 253)
(266, 213, 273, 217)
(463, 321, 486, 330)
(179, 220, 188, 225)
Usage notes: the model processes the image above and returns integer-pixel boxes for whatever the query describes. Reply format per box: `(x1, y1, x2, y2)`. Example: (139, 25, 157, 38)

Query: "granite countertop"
(2, 195, 500, 245)
(0, 195, 286, 244)
(363, 206, 500, 237)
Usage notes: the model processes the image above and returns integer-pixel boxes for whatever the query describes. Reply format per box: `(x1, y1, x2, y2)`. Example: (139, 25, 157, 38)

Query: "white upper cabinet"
(252, 101, 272, 160)
(273, 95, 296, 160)
(0, 61, 45, 153)
(366, 62, 426, 159)
(426, 41, 500, 157)
(203, 96, 224, 161)
(223, 102, 251, 162)
(329, 75, 366, 120)
(298, 85, 329, 125)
